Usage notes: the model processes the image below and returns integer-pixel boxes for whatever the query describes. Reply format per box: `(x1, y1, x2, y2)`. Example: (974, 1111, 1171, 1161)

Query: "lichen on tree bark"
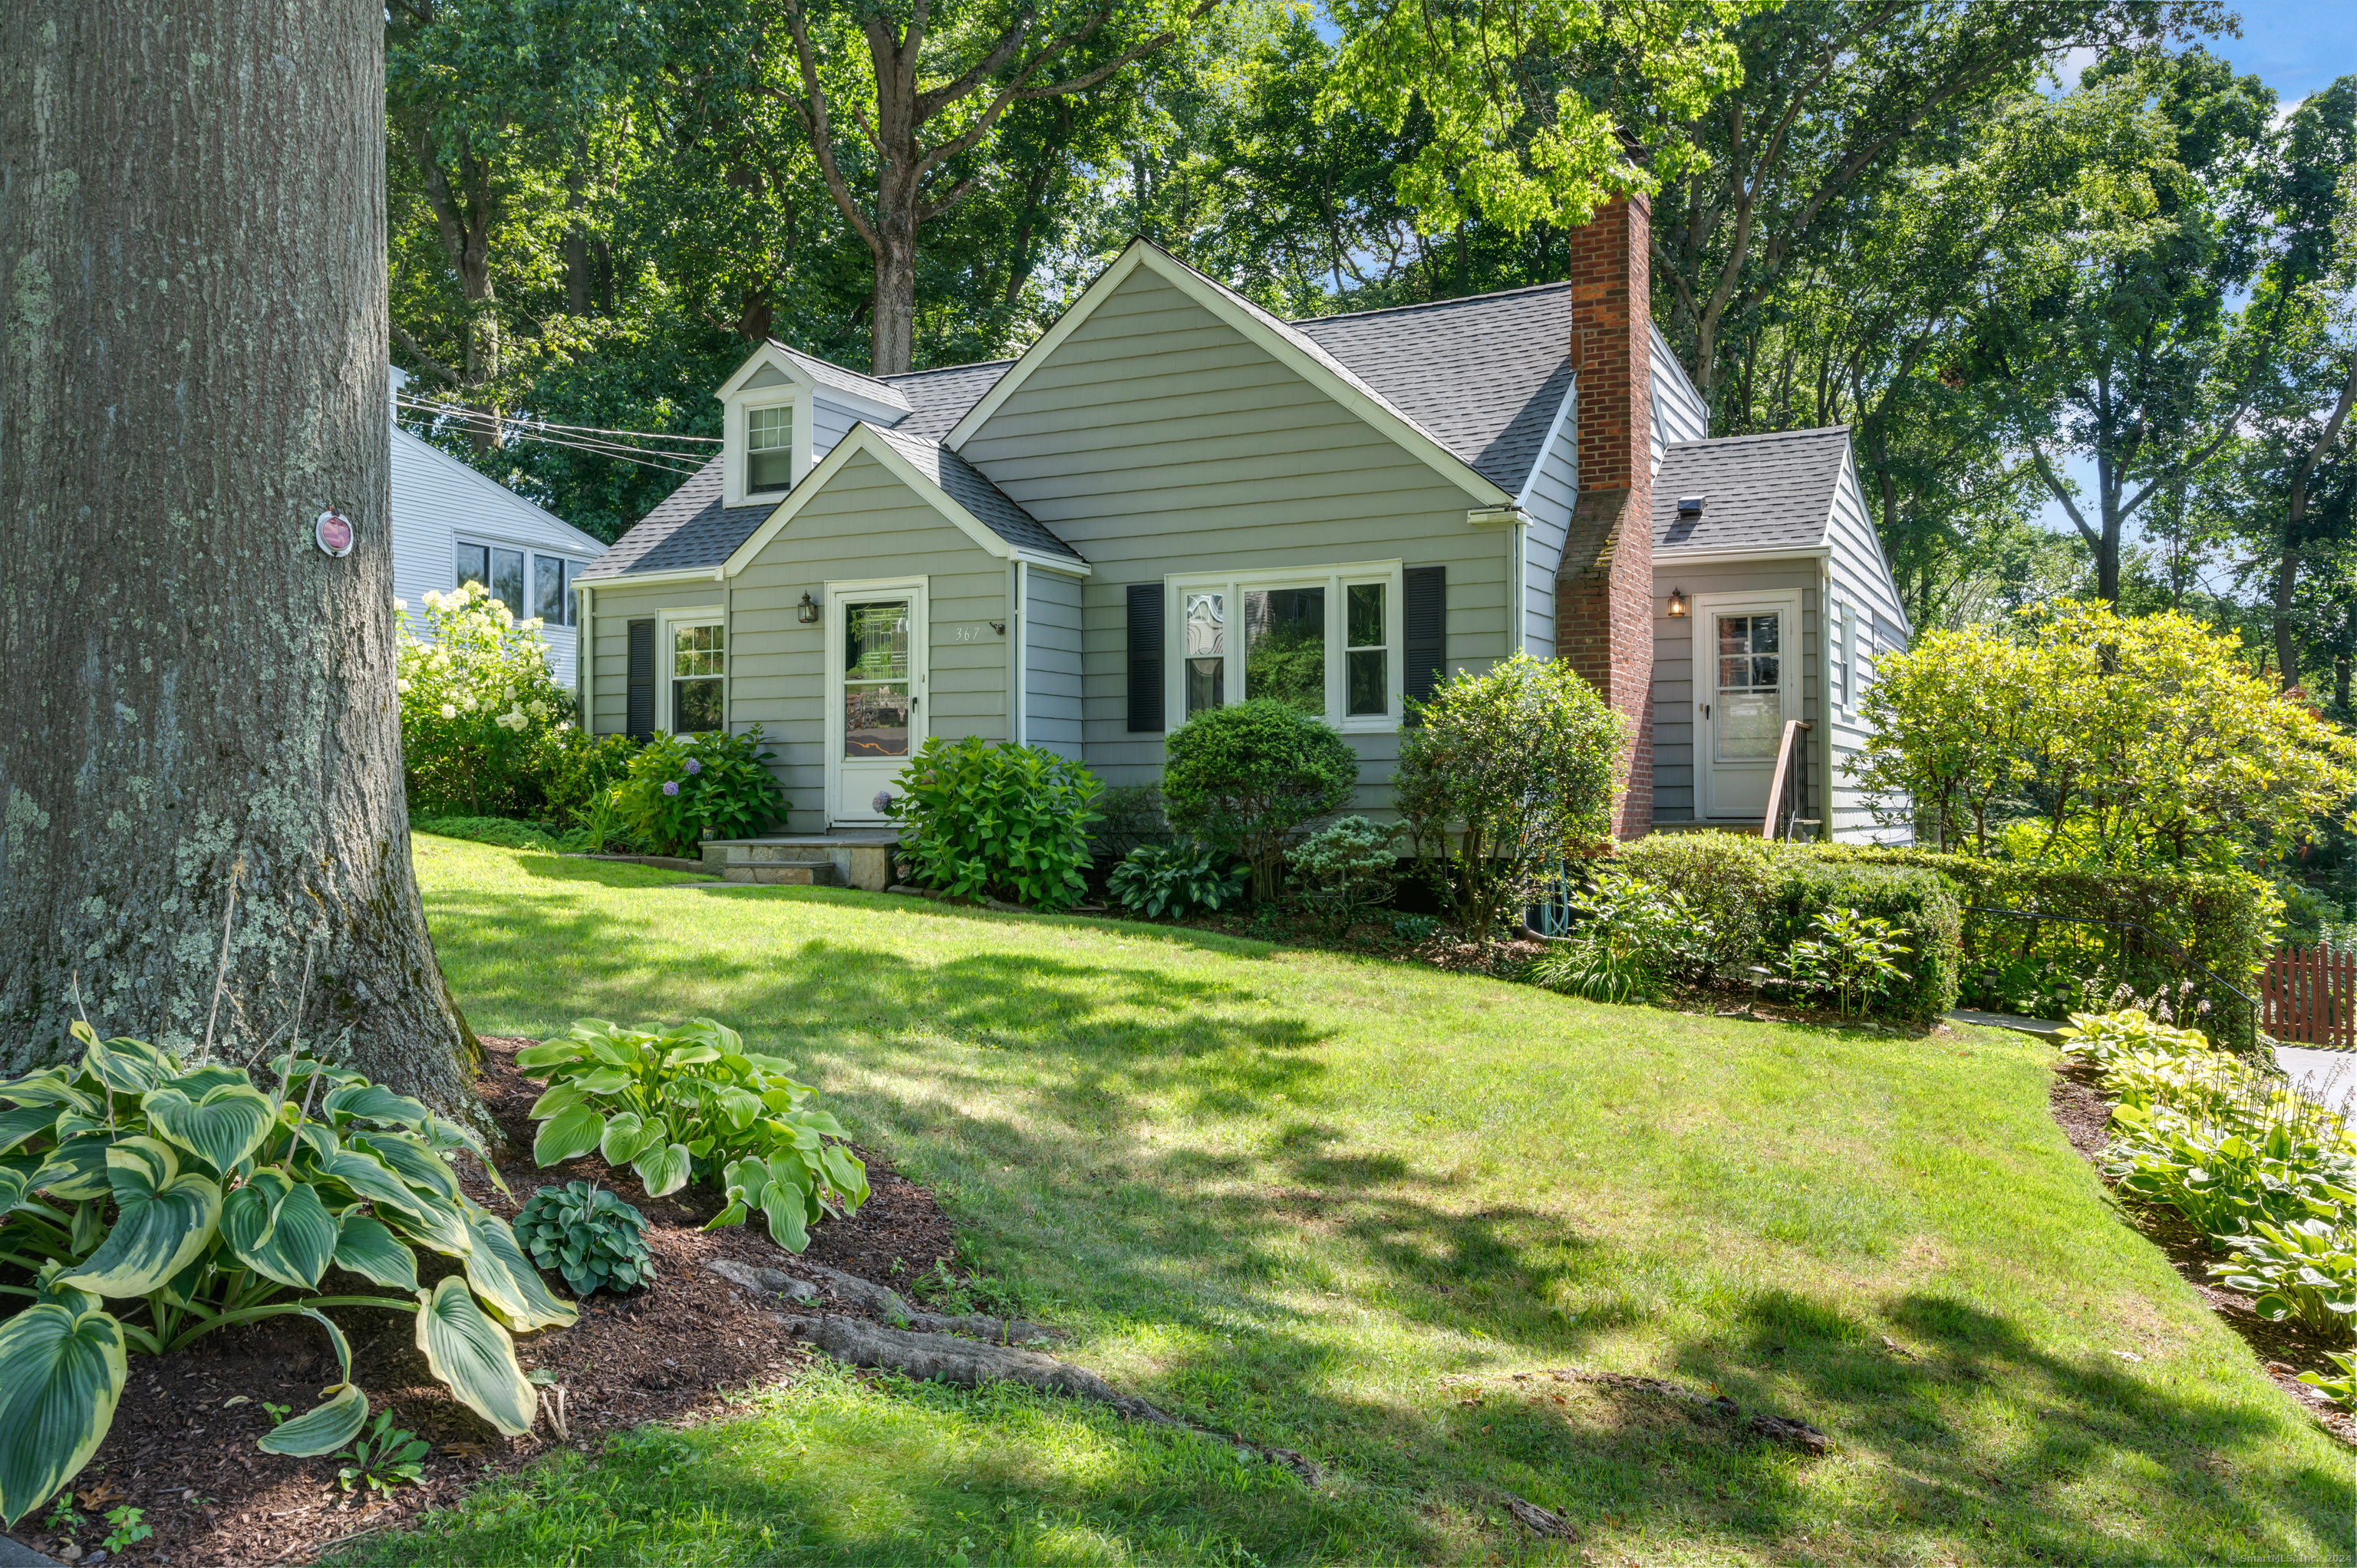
(0, 0, 480, 1110)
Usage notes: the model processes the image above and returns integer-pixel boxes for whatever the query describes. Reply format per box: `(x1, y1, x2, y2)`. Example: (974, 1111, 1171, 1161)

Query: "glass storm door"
(829, 585, 925, 824)
(1703, 607, 1784, 819)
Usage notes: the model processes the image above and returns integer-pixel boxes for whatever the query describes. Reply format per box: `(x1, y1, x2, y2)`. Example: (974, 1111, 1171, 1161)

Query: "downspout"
(1011, 560, 1027, 749)
(577, 583, 593, 732)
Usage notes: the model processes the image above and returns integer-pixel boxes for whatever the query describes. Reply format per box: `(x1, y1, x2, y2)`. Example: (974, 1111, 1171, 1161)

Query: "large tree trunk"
(0, 0, 480, 1108)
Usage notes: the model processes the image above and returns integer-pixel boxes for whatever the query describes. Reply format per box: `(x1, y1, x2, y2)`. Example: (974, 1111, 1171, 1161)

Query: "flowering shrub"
(607, 728, 788, 856)
(397, 582, 575, 817)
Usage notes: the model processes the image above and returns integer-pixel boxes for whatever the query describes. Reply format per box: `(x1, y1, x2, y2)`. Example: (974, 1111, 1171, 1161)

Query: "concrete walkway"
(2274, 1043, 2357, 1113)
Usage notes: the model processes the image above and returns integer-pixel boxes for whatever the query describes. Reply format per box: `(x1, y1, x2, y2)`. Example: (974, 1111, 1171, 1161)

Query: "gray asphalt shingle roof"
(1289, 283, 1575, 494)
(577, 456, 764, 579)
(1651, 427, 1851, 556)
(884, 360, 1013, 443)
(868, 425, 1084, 562)
(766, 341, 913, 414)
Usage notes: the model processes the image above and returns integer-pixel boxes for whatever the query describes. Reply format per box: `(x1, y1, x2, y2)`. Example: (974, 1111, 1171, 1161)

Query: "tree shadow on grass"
(422, 884, 2355, 1564)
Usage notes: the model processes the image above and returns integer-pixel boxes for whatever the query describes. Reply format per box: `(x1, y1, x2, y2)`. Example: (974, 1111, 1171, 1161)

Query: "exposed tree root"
(704, 1257, 1065, 1343)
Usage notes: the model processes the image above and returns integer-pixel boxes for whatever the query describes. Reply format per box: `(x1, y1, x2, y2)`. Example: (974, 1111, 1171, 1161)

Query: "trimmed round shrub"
(886, 737, 1101, 911)
(1761, 861, 1963, 1021)
(1162, 700, 1357, 901)
(1286, 815, 1401, 931)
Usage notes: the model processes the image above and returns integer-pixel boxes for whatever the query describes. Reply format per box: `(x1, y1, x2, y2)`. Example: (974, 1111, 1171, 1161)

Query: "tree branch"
(2029, 443, 2100, 550)
(389, 322, 463, 387)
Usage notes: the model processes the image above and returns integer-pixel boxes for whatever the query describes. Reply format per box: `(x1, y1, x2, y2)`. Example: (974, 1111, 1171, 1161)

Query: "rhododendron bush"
(397, 581, 575, 818)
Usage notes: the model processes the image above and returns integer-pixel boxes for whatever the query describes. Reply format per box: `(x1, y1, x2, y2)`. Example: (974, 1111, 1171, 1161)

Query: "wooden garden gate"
(2263, 947, 2357, 1049)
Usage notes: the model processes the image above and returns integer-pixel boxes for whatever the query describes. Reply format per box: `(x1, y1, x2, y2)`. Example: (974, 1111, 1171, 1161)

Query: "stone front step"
(701, 832, 897, 892)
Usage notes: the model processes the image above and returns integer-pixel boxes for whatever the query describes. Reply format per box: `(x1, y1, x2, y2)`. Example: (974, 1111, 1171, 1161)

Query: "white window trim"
(1164, 559, 1405, 733)
(658, 605, 727, 736)
(724, 390, 807, 508)
(1832, 601, 1852, 712)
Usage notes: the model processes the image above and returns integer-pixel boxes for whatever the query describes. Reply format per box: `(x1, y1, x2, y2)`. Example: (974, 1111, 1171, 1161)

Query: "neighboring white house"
(389, 367, 607, 684)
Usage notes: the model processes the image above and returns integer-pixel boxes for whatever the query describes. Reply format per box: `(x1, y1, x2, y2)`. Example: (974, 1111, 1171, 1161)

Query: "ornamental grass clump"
(885, 738, 1101, 911)
(1530, 876, 1706, 1003)
(519, 1017, 866, 1253)
(0, 1025, 570, 1525)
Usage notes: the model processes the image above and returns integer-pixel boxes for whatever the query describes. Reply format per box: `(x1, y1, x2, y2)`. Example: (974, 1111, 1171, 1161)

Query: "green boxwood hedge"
(1761, 862, 1963, 1022)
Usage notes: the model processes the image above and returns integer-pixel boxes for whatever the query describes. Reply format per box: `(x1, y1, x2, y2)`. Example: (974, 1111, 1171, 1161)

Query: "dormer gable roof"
(714, 340, 914, 420)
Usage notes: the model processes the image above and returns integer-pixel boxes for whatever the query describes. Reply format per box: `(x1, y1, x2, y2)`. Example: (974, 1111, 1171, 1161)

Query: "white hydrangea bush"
(397, 581, 576, 816)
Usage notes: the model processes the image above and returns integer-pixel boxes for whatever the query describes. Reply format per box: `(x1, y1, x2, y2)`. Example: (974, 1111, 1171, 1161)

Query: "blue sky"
(2032, 4, 2355, 558)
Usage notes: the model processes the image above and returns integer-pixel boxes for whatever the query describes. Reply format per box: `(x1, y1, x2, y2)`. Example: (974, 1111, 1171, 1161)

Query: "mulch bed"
(2, 1039, 963, 1568)
(2046, 1058, 2357, 1447)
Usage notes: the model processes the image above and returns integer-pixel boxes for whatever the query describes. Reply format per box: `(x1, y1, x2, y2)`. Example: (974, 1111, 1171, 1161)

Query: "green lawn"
(345, 837, 2353, 1566)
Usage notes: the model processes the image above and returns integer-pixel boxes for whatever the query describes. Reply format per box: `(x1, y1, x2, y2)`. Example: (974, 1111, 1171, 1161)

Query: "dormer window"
(747, 406, 794, 492)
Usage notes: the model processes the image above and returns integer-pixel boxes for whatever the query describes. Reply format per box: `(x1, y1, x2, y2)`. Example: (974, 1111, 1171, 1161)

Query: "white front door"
(1695, 593, 1800, 821)
(827, 581, 927, 825)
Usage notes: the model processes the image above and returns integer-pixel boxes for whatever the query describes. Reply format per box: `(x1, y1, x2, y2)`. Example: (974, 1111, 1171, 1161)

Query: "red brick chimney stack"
(1554, 194, 1655, 838)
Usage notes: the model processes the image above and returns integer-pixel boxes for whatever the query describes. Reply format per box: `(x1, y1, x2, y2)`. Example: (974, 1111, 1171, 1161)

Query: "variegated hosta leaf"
(513, 1038, 594, 1075)
(662, 1043, 724, 1069)
(81, 1035, 178, 1097)
(382, 1189, 476, 1259)
(0, 1164, 31, 1215)
(317, 1148, 428, 1217)
(34, 1135, 116, 1201)
(533, 1105, 605, 1166)
(631, 1141, 692, 1198)
(460, 1210, 578, 1331)
(164, 1065, 256, 1099)
(257, 1306, 368, 1457)
(567, 1066, 636, 1096)
(349, 1132, 461, 1202)
(819, 1144, 870, 1211)
(219, 1170, 337, 1290)
(715, 1086, 764, 1130)
(292, 1122, 340, 1165)
(598, 1112, 661, 1167)
(258, 1381, 368, 1458)
(143, 1082, 276, 1175)
(415, 1276, 536, 1436)
(59, 1138, 223, 1299)
(331, 1213, 420, 1292)
(0, 1297, 129, 1526)
(0, 1103, 59, 1158)
(0, 1068, 102, 1118)
(321, 1082, 432, 1130)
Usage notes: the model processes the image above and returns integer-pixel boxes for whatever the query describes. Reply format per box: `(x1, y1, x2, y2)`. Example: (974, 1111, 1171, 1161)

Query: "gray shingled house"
(571, 204, 1911, 865)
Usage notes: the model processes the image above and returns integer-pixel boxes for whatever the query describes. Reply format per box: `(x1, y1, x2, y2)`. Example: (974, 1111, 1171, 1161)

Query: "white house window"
(457, 542, 525, 612)
(1184, 591, 1225, 715)
(534, 555, 572, 626)
(747, 405, 793, 492)
(671, 622, 725, 733)
(1169, 562, 1403, 730)
(1345, 582, 1387, 716)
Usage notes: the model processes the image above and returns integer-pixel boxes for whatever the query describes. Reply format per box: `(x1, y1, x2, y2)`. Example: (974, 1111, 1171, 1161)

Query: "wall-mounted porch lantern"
(1666, 588, 1689, 619)
(796, 591, 821, 624)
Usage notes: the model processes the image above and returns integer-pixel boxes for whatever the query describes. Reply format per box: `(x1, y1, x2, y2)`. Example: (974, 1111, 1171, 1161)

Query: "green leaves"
(632, 1140, 691, 1198)
(514, 1182, 654, 1297)
(0, 1297, 128, 1524)
(59, 1138, 223, 1300)
(460, 1210, 579, 1332)
(332, 1214, 421, 1293)
(885, 738, 1099, 911)
(219, 1170, 338, 1290)
(533, 1105, 605, 1166)
(598, 1111, 662, 1166)
(144, 1082, 276, 1174)
(415, 1277, 537, 1436)
(258, 1309, 367, 1458)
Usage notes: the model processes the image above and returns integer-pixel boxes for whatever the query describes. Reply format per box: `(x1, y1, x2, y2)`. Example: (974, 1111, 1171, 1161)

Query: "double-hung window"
(1831, 604, 1851, 710)
(671, 621, 725, 733)
(747, 405, 794, 493)
(1169, 562, 1401, 730)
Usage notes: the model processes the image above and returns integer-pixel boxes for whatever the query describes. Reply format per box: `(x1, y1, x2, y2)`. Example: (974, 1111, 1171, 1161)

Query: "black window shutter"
(1126, 584, 1165, 733)
(1403, 565, 1446, 718)
(626, 618, 656, 740)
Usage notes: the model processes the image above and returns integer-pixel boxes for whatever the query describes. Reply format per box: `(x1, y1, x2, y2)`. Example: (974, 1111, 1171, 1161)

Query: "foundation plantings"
(519, 1017, 869, 1251)
(0, 1025, 572, 1525)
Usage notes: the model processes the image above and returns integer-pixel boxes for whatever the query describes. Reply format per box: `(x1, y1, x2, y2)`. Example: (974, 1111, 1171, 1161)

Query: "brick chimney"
(1555, 194, 1654, 838)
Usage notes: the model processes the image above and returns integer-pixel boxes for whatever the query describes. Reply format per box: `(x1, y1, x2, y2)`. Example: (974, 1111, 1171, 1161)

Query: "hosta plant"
(1106, 839, 1248, 921)
(2298, 1349, 2357, 1410)
(518, 1019, 867, 1253)
(2214, 1219, 2357, 1341)
(514, 1182, 654, 1296)
(0, 1026, 569, 1524)
(2107, 1104, 2357, 1237)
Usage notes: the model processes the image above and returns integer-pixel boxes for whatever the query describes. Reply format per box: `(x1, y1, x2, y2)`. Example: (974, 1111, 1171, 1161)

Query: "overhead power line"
(394, 397, 711, 476)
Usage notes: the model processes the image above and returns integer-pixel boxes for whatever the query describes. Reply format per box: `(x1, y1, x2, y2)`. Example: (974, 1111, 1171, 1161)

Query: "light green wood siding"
(958, 265, 1509, 804)
(728, 450, 1008, 810)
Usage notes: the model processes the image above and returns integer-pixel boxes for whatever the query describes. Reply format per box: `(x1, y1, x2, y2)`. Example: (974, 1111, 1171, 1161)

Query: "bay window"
(1168, 562, 1403, 730)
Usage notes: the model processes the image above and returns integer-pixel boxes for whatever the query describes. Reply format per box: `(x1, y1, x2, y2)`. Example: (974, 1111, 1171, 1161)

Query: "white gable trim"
(391, 426, 607, 555)
(1514, 372, 1579, 512)
(717, 423, 1091, 580)
(944, 242, 1515, 507)
(713, 342, 910, 421)
(1835, 443, 1912, 636)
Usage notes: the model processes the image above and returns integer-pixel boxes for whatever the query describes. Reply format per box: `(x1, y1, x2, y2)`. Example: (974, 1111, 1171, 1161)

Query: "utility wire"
(395, 400, 708, 476)
(394, 394, 717, 446)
